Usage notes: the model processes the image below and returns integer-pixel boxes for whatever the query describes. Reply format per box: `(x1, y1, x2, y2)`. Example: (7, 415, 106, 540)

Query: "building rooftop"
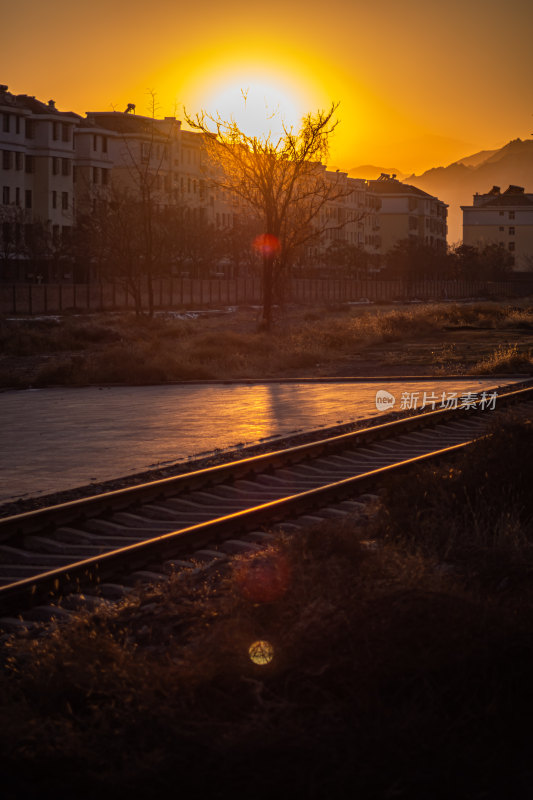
(472, 185, 533, 207)
(366, 174, 442, 201)
(0, 86, 79, 119)
(84, 111, 179, 136)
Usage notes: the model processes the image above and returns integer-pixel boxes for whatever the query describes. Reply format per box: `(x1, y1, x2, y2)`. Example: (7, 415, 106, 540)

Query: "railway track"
(1, 380, 532, 629)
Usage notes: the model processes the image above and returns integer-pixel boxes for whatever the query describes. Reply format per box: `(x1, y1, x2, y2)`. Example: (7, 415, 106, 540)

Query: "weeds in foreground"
(1, 300, 532, 387)
(372, 416, 533, 589)
(471, 343, 533, 373)
(2, 418, 533, 797)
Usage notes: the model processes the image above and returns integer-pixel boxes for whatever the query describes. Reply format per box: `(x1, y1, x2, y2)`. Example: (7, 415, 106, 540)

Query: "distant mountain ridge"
(407, 138, 533, 242)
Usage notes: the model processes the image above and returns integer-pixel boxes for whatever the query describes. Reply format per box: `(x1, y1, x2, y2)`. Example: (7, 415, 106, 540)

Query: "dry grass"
(0, 300, 532, 387)
(2, 417, 533, 797)
(471, 343, 533, 374)
(372, 416, 533, 588)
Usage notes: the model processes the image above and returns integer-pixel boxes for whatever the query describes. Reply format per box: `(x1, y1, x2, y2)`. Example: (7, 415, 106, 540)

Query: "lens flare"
(253, 233, 281, 257)
(249, 640, 274, 666)
(235, 552, 291, 604)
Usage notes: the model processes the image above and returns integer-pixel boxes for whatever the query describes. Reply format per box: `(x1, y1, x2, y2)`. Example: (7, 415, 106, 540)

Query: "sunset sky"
(2, 0, 532, 174)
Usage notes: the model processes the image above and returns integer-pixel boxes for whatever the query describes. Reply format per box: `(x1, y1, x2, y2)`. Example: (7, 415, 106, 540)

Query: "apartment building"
(1, 87, 448, 278)
(461, 185, 533, 271)
(366, 174, 448, 256)
(304, 172, 381, 265)
(75, 110, 181, 211)
(0, 85, 79, 244)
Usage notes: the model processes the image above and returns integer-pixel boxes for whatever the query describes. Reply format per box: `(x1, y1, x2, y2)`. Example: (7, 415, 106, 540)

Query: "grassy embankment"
(2, 415, 533, 798)
(0, 301, 532, 388)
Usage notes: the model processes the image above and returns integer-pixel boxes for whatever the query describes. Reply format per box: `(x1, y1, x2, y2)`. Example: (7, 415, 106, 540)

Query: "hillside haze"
(407, 138, 533, 243)
(346, 139, 533, 244)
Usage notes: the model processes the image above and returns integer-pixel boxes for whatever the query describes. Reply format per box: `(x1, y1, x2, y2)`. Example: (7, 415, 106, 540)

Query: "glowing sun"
(203, 75, 303, 140)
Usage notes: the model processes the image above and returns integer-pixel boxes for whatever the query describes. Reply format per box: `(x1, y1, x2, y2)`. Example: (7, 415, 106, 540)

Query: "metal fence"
(1, 277, 532, 315)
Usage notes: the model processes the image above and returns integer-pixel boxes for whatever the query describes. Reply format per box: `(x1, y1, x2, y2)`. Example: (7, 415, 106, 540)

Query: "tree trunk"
(262, 251, 273, 329)
(147, 271, 154, 317)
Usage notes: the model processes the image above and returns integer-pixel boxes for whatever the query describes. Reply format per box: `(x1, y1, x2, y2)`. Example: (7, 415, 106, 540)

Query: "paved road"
(0, 379, 516, 503)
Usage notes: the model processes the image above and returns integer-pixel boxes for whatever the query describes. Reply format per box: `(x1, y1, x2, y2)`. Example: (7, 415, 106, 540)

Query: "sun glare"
(204, 77, 301, 140)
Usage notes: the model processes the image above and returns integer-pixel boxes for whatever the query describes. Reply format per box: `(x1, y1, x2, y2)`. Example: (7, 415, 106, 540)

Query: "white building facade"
(462, 185, 533, 271)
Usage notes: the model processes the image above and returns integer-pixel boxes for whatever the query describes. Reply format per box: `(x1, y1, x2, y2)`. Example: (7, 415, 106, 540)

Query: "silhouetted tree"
(451, 243, 513, 280)
(0, 205, 27, 280)
(384, 238, 451, 280)
(185, 102, 355, 327)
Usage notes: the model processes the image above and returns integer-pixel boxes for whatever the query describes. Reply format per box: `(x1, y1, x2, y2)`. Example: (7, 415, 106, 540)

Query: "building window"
(62, 124, 70, 142)
(15, 116, 20, 134)
(15, 187, 20, 206)
(62, 191, 68, 210)
(53, 121, 59, 140)
(15, 152, 22, 170)
(509, 211, 515, 220)
(52, 224, 60, 243)
(2, 113, 9, 133)
(141, 142, 150, 162)
(102, 168, 109, 185)
(93, 135, 98, 151)
(2, 186, 10, 205)
(25, 155, 34, 174)
(25, 119, 35, 139)
(73, 165, 77, 183)
(509, 242, 515, 251)
(102, 136, 108, 153)
(25, 189, 32, 209)
(61, 158, 70, 176)
(93, 167, 99, 184)
(509, 227, 515, 236)
(499, 226, 504, 232)
(2, 150, 11, 170)
(52, 190, 57, 209)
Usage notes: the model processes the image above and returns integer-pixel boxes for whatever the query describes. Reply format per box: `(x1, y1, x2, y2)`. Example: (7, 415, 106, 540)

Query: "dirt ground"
(1, 300, 532, 388)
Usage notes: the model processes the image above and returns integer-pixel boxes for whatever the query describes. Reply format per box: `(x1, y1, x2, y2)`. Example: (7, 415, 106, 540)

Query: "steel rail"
(0, 442, 470, 616)
(2, 381, 532, 542)
(0, 380, 531, 619)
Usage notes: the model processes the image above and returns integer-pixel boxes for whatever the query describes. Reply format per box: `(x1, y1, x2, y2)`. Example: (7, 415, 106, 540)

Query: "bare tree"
(0, 205, 27, 280)
(185, 102, 357, 327)
(94, 91, 179, 315)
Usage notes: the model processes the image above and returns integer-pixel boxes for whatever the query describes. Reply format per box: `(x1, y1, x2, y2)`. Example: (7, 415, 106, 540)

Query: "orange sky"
(2, 0, 532, 174)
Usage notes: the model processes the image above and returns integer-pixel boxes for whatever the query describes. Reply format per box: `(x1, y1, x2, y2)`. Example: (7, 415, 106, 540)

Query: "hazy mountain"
(377, 134, 477, 175)
(452, 149, 499, 169)
(407, 138, 533, 243)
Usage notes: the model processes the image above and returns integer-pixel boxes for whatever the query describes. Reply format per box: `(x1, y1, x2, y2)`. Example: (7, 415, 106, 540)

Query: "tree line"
(0, 99, 519, 321)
